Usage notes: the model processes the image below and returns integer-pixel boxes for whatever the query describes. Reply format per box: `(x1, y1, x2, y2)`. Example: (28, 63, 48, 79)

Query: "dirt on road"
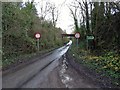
(42, 53, 120, 89)
(2, 45, 119, 89)
(41, 54, 101, 88)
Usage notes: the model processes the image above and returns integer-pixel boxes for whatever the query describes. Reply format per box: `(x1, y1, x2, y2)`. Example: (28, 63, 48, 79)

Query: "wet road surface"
(2, 42, 71, 88)
(2, 40, 101, 88)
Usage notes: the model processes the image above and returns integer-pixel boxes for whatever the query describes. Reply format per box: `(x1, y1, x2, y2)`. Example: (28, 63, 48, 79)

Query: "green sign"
(87, 36, 94, 40)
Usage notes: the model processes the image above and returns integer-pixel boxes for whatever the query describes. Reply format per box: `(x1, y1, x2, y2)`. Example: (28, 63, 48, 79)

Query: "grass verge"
(70, 46, 120, 86)
(2, 46, 59, 70)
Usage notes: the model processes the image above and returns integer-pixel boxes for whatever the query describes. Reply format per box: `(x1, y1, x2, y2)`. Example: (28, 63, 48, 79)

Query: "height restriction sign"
(75, 32, 80, 39)
(35, 32, 41, 39)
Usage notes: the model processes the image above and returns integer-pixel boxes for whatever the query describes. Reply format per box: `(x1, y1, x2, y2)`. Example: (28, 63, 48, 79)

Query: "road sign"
(35, 32, 41, 39)
(34, 32, 41, 52)
(75, 32, 80, 48)
(75, 32, 80, 39)
(87, 36, 94, 40)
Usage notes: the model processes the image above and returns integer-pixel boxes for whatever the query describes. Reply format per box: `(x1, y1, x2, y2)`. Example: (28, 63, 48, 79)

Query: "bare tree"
(70, 0, 91, 35)
(69, 6, 79, 32)
(50, 4, 59, 27)
(38, 1, 52, 22)
(38, 1, 59, 27)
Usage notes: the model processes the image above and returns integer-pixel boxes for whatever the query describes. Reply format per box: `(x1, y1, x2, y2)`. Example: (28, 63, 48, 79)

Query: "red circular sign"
(35, 32, 41, 39)
(75, 32, 80, 39)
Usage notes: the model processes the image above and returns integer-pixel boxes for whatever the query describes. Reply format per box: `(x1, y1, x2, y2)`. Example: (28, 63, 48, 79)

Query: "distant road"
(2, 41, 72, 88)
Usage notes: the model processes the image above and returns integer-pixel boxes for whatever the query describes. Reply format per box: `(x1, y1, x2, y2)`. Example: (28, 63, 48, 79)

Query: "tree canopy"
(2, 2, 64, 64)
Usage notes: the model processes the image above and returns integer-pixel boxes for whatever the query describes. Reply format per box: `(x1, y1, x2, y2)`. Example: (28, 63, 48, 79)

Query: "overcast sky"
(33, 0, 75, 34)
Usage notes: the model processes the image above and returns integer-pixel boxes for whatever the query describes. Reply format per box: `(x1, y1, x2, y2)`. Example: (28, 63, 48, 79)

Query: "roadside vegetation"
(70, 46, 120, 86)
(2, 2, 64, 69)
(69, 1, 120, 87)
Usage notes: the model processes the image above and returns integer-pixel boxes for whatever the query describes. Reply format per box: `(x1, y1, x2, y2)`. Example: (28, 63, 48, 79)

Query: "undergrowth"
(70, 46, 120, 86)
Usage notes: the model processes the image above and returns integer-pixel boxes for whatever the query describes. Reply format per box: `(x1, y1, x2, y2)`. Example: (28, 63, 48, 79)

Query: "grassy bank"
(70, 46, 120, 86)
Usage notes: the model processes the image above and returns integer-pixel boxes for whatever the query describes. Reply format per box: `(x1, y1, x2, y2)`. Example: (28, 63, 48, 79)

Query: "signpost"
(86, 35, 94, 50)
(75, 32, 80, 47)
(35, 32, 41, 51)
(87, 36, 94, 40)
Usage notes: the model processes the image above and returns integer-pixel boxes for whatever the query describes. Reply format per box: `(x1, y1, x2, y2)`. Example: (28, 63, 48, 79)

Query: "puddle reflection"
(59, 54, 73, 88)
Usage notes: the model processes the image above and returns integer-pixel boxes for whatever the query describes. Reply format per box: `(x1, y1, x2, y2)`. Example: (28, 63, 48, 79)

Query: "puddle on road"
(59, 54, 73, 88)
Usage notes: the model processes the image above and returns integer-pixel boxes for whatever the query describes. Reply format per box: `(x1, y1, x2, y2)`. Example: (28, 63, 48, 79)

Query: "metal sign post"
(35, 32, 41, 52)
(37, 39, 39, 51)
(77, 38, 79, 47)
